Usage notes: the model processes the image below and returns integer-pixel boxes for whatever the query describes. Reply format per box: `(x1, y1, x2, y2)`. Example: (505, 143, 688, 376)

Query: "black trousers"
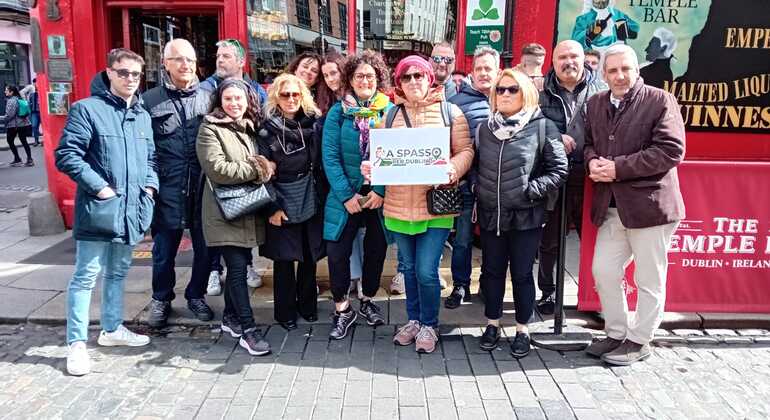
(151, 227, 209, 302)
(480, 227, 543, 324)
(326, 208, 387, 303)
(220, 246, 257, 331)
(272, 228, 318, 322)
(6, 126, 32, 161)
(538, 166, 584, 296)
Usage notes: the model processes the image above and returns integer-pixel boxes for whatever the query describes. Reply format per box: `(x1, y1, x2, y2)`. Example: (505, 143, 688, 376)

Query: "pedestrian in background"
(4, 85, 33, 167)
(197, 78, 274, 356)
(475, 69, 567, 358)
(258, 74, 326, 330)
(55, 48, 158, 376)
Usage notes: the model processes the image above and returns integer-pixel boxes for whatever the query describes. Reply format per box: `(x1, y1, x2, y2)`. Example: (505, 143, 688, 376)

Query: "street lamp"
(317, 0, 327, 54)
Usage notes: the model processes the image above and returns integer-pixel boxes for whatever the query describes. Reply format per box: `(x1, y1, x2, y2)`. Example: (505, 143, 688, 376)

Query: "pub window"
(338, 3, 348, 38)
(296, 0, 311, 27)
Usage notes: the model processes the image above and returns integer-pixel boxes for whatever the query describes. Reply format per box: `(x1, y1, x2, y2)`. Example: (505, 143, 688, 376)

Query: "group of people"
(3, 80, 42, 167)
(55, 36, 685, 377)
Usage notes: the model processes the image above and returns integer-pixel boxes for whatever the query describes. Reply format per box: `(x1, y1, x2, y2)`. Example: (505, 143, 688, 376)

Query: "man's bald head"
(163, 38, 198, 89)
(163, 38, 196, 60)
(552, 40, 585, 89)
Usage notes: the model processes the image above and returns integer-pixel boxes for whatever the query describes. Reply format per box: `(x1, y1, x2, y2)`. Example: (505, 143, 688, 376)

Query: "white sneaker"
(66, 341, 90, 376)
(207, 270, 222, 296)
(97, 325, 151, 347)
(246, 266, 263, 288)
(439, 273, 448, 290)
(390, 272, 405, 295)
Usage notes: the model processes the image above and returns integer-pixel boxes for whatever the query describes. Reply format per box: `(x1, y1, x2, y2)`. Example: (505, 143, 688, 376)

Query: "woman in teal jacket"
(322, 50, 392, 341)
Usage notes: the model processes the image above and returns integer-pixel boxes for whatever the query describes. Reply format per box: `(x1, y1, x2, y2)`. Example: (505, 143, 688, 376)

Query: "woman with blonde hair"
(475, 69, 567, 357)
(258, 73, 327, 330)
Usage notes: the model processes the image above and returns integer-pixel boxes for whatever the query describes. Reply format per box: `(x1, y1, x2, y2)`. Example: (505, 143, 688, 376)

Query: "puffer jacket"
(448, 81, 490, 145)
(475, 110, 568, 234)
(196, 113, 270, 248)
(143, 70, 211, 230)
(539, 65, 605, 164)
(382, 87, 474, 222)
(55, 71, 158, 246)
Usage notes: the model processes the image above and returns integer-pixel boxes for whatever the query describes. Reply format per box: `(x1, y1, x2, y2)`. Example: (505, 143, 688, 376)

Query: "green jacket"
(196, 113, 270, 247)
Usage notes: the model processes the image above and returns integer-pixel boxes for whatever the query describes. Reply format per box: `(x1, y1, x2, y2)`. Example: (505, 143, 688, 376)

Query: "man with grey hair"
(143, 38, 215, 328)
(429, 41, 458, 99)
(200, 38, 267, 104)
(443, 46, 501, 309)
(583, 44, 685, 366)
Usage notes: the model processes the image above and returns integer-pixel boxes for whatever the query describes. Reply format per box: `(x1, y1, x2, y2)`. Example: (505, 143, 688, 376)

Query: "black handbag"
(273, 172, 317, 224)
(209, 179, 274, 221)
(426, 185, 463, 215)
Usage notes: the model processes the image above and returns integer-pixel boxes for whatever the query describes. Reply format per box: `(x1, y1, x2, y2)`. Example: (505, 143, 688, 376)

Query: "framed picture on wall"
(50, 82, 71, 93)
(47, 92, 70, 115)
(47, 35, 66, 58)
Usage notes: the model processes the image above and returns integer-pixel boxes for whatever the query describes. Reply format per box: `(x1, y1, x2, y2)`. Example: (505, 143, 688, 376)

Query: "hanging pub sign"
(464, 0, 506, 54)
(556, 0, 770, 133)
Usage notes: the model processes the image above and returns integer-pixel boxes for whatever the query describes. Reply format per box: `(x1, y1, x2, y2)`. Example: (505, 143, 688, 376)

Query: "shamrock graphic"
(472, 0, 499, 20)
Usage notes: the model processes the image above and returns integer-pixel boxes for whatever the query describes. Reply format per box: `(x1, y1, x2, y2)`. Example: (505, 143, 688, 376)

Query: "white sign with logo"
(369, 127, 451, 185)
(464, 0, 506, 54)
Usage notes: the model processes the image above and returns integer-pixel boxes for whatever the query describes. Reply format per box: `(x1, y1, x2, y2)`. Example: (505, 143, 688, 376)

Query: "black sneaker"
(187, 298, 214, 322)
(239, 328, 271, 356)
(147, 299, 171, 328)
(358, 300, 385, 326)
(221, 313, 243, 338)
(24, 159, 34, 167)
(479, 325, 500, 351)
(9, 160, 23, 167)
(330, 309, 358, 340)
(445, 285, 470, 309)
(536, 293, 555, 316)
(510, 332, 531, 358)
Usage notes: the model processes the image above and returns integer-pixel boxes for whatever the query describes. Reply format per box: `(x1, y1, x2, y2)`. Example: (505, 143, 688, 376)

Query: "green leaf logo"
(471, 0, 499, 21)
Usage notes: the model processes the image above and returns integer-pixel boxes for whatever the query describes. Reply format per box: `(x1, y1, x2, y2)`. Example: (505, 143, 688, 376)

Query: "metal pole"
(318, 0, 326, 54)
(554, 179, 568, 335)
(500, 0, 515, 67)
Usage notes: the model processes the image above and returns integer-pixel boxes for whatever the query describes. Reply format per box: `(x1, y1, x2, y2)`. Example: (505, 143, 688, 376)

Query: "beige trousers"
(592, 208, 679, 345)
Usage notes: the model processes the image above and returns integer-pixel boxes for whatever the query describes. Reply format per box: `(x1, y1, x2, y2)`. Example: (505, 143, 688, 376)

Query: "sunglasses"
(279, 92, 301, 99)
(431, 56, 455, 64)
(111, 68, 143, 80)
(495, 85, 521, 95)
(399, 72, 425, 83)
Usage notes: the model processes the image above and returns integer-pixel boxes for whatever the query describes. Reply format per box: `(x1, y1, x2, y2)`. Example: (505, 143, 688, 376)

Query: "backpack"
(384, 101, 453, 129)
(17, 99, 30, 117)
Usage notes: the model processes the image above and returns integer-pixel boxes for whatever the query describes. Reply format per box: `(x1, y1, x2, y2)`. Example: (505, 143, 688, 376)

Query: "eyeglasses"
(431, 56, 455, 64)
(353, 73, 377, 82)
(166, 56, 197, 65)
(399, 72, 425, 83)
(279, 92, 301, 99)
(110, 68, 143, 80)
(495, 85, 521, 95)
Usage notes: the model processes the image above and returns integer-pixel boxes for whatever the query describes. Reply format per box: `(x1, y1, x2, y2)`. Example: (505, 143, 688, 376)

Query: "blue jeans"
(391, 228, 451, 327)
(30, 112, 40, 142)
(67, 240, 134, 344)
(451, 184, 474, 287)
(349, 228, 365, 279)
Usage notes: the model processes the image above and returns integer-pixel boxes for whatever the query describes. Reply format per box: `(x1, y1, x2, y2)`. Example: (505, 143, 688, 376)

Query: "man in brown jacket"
(582, 44, 685, 366)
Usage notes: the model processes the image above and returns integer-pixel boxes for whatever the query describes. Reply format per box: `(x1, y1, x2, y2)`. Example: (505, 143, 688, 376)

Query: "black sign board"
(47, 59, 73, 82)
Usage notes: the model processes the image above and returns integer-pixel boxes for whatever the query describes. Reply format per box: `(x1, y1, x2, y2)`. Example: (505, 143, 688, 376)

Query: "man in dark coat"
(536, 40, 606, 315)
(443, 46, 500, 309)
(55, 48, 158, 376)
(143, 38, 214, 327)
(583, 44, 685, 366)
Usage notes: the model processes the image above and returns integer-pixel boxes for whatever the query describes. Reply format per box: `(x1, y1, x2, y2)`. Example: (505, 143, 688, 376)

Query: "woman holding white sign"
(475, 69, 567, 358)
(322, 50, 393, 340)
(363, 55, 473, 354)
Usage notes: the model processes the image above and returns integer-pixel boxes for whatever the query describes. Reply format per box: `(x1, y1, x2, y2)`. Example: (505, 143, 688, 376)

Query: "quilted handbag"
(426, 185, 462, 216)
(209, 179, 274, 221)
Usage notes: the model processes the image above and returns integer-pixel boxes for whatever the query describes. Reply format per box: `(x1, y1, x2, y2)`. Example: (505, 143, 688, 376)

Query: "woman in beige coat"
(197, 78, 274, 356)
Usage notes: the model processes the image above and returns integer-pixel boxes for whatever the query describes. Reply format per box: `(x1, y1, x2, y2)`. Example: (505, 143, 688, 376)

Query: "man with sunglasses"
(430, 41, 458, 100)
(536, 39, 606, 315)
(55, 48, 158, 376)
(143, 38, 215, 328)
(444, 46, 501, 309)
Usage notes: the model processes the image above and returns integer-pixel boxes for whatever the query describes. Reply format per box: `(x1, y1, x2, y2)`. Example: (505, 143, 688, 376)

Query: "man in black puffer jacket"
(143, 38, 214, 327)
(536, 40, 606, 315)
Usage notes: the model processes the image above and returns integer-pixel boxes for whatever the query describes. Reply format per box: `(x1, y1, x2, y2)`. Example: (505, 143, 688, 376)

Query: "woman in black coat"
(258, 73, 327, 330)
(474, 69, 568, 358)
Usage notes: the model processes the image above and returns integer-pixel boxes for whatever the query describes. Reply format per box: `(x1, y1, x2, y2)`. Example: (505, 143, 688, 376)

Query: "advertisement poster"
(369, 127, 450, 185)
(556, 0, 769, 133)
(464, 0, 505, 54)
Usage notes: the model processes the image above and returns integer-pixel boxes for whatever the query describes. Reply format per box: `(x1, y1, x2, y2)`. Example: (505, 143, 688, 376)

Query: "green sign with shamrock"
(465, 0, 506, 54)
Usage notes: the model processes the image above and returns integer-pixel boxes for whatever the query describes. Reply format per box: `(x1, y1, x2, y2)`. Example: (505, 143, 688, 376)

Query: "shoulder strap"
(538, 118, 546, 156)
(474, 123, 482, 149)
(385, 104, 401, 128)
(440, 101, 453, 129)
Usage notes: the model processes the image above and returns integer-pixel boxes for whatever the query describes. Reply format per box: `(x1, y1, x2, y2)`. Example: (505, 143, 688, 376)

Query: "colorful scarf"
(488, 108, 537, 141)
(340, 92, 390, 160)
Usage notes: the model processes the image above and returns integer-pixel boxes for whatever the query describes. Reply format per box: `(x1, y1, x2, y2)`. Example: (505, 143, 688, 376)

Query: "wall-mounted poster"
(50, 82, 71, 93)
(47, 35, 66, 58)
(555, 0, 770, 133)
(47, 92, 69, 115)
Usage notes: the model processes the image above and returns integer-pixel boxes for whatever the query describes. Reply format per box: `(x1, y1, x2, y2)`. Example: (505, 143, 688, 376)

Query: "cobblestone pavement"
(1, 323, 769, 420)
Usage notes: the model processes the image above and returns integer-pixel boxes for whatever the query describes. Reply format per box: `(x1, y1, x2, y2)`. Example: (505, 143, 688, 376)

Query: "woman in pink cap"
(363, 55, 474, 353)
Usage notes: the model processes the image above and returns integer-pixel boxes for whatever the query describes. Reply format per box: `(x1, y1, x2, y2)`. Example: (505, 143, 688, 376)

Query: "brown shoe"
(585, 336, 624, 358)
(601, 340, 651, 366)
(415, 325, 439, 353)
(393, 320, 421, 346)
